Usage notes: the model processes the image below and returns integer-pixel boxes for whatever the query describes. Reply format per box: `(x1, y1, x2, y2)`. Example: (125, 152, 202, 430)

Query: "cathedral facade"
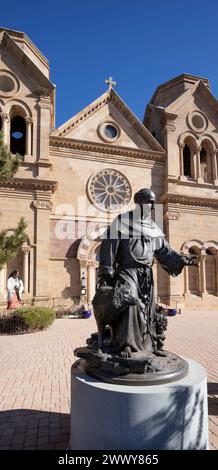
(0, 27, 218, 311)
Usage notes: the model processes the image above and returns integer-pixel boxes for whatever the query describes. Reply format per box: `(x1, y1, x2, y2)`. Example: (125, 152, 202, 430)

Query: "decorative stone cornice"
(167, 176, 218, 190)
(160, 193, 218, 208)
(49, 136, 166, 162)
(0, 177, 57, 193)
(35, 159, 52, 168)
(20, 160, 52, 169)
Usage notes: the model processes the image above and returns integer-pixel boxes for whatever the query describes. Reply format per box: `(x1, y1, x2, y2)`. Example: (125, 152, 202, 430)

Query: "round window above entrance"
(87, 169, 132, 212)
(98, 122, 120, 142)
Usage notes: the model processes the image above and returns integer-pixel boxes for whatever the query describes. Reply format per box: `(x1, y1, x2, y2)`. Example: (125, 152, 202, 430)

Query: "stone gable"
(53, 89, 164, 153)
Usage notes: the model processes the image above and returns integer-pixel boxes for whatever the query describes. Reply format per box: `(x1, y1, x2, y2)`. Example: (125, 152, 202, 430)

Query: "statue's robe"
(99, 210, 186, 354)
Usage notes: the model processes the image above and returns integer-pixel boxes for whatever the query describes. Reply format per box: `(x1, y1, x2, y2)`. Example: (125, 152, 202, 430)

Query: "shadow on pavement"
(0, 409, 70, 450)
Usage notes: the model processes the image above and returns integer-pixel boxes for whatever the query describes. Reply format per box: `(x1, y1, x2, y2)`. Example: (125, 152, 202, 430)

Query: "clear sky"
(1, 0, 218, 128)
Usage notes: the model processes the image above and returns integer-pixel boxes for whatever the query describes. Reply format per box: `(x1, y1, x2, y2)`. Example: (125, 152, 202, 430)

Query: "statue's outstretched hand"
(181, 255, 198, 266)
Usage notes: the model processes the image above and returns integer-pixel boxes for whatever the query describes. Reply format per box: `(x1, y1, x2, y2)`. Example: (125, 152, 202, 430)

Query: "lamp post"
(81, 273, 86, 296)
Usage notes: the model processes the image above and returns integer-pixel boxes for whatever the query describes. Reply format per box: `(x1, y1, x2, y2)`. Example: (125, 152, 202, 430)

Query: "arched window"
(183, 144, 191, 177)
(200, 142, 213, 183)
(205, 247, 216, 294)
(200, 147, 207, 180)
(10, 116, 26, 156)
(188, 246, 200, 295)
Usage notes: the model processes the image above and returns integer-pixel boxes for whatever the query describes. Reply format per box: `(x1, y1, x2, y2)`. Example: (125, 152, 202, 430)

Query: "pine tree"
(0, 131, 20, 181)
(0, 218, 28, 268)
(0, 132, 28, 268)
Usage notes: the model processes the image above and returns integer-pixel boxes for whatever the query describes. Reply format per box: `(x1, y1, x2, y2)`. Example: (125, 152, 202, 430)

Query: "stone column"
(200, 254, 207, 298)
(196, 146, 203, 183)
(0, 265, 6, 301)
(2, 113, 10, 146)
(192, 148, 197, 180)
(184, 265, 190, 295)
(197, 261, 201, 296)
(215, 254, 218, 296)
(212, 149, 218, 185)
(29, 247, 34, 296)
(25, 117, 33, 156)
(87, 262, 96, 305)
(22, 246, 30, 294)
(178, 143, 185, 180)
(32, 196, 52, 301)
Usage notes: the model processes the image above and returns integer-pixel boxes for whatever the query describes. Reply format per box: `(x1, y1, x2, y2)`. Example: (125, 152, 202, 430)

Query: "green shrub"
(14, 307, 55, 330)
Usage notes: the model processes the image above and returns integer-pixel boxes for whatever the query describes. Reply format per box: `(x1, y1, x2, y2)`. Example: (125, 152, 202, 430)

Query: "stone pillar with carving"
(200, 253, 207, 298)
(25, 117, 33, 157)
(2, 113, 10, 146)
(32, 194, 52, 301)
(212, 149, 218, 185)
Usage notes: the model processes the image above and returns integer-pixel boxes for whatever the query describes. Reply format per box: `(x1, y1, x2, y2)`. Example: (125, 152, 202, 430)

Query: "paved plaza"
(0, 310, 217, 450)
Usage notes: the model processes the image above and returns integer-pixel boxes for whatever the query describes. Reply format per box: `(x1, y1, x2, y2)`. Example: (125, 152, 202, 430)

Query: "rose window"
(88, 169, 132, 211)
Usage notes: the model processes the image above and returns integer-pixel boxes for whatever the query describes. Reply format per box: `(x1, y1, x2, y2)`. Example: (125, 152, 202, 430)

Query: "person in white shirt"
(7, 270, 24, 310)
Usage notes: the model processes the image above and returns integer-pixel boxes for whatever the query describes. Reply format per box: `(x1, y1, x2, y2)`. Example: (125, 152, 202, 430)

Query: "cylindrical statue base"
(70, 358, 208, 450)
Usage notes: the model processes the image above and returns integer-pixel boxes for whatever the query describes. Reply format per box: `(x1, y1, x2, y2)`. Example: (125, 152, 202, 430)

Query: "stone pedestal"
(70, 358, 208, 450)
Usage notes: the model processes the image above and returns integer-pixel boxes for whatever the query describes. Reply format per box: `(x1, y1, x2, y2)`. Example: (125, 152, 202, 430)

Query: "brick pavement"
(0, 310, 217, 450)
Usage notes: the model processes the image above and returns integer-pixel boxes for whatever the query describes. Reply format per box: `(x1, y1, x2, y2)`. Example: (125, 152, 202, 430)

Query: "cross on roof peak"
(105, 76, 116, 91)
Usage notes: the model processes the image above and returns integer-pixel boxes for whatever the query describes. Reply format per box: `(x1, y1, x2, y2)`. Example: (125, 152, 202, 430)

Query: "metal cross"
(105, 76, 116, 91)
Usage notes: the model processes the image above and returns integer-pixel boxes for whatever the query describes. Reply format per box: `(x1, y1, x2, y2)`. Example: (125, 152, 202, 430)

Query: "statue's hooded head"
(134, 188, 156, 210)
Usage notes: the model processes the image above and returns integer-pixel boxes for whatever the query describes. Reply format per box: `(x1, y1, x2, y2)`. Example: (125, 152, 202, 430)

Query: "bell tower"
(144, 74, 218, 310)
(0, 27, 55, 175)
(0, 28, 57, 304)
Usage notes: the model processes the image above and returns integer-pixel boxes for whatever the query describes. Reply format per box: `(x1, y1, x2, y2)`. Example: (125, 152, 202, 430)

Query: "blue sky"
(1, 0, 218, 128)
